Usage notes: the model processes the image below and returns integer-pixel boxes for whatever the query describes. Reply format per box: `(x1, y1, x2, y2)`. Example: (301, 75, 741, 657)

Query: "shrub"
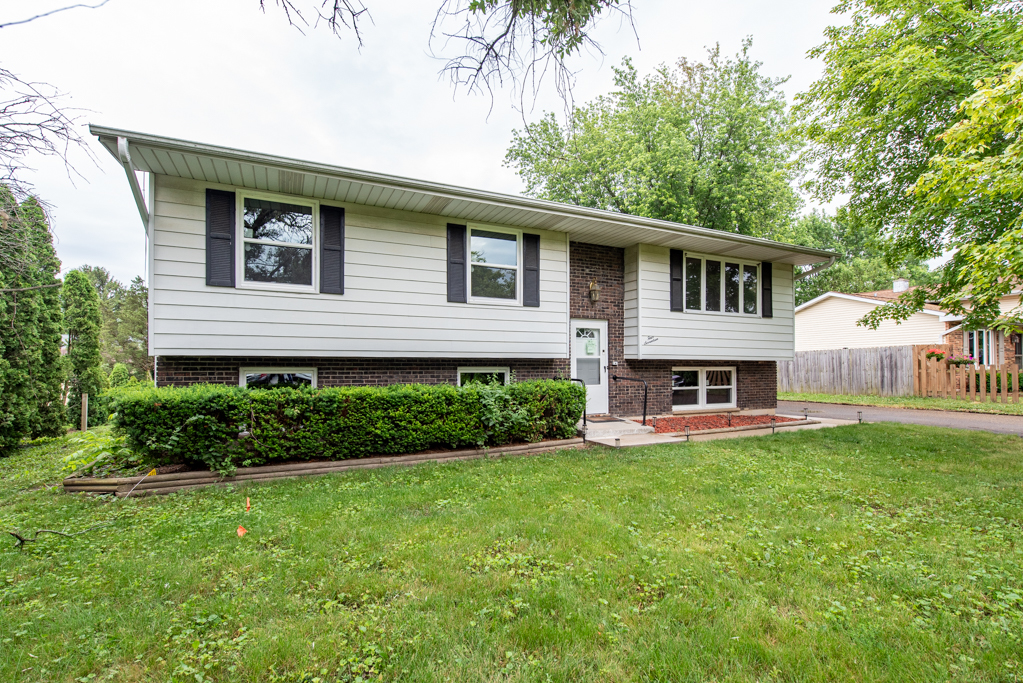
(108, 380, 585, 473)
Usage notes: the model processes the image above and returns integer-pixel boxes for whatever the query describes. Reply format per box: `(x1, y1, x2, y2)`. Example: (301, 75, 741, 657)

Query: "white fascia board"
(941, 324, 963, 337)
(794, 291, 945, 316)
(89, 124, 836, 266)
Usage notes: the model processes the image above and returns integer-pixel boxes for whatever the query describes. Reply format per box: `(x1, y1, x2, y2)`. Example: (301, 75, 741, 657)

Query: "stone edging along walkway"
(63, 438, 586, 498)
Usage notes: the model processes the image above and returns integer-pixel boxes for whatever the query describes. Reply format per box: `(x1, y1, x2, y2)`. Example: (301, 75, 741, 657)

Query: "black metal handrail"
(611, 375, 648, 427)
(570, 378, 586, 431)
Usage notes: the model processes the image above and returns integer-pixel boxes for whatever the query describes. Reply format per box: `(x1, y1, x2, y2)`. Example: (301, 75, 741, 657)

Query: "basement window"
(671, 367, 736, 410)
(240, 367, 317, 389)
(457, 366, 510, 386)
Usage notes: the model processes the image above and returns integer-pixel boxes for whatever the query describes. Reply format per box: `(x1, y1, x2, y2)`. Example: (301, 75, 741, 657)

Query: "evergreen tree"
(0, 187, 34, 454)
(108, 362, 130, 388)
(22, 197, 66, 437)
(63, 269, 105, 429)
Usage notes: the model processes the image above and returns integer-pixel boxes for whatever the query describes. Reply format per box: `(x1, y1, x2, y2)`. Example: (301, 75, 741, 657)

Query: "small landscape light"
(589, 280, 601, 303)
(857, 411, 863, 424)
(770, 419, 776, 434)
(727, 413, 732, 427)
(615, 438, 621, 448)
(684, 425, 690, 442)
(803, 407, 809, 420)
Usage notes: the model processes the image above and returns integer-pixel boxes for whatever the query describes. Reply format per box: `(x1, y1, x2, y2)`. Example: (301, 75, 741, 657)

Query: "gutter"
(794, 256, 837, 281)
(116, 136, 150, 232)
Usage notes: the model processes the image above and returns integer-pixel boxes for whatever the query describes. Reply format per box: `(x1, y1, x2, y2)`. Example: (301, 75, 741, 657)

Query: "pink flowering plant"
(946, 353, 976, 366)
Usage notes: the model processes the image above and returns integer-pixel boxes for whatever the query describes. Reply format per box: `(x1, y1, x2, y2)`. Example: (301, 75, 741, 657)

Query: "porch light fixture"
(589, 280, 601, 303)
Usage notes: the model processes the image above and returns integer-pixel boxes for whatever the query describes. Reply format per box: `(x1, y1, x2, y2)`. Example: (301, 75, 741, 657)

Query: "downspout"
(794, 256, 836, 281)
(117, 136, 150, 232)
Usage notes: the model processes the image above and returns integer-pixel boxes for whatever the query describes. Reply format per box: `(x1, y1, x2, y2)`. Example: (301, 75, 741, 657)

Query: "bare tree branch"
(260, 0, 372, 48)
(430, 0, 637, 115)
(0, 0, 113, 30)
(0, 67, 92, 200)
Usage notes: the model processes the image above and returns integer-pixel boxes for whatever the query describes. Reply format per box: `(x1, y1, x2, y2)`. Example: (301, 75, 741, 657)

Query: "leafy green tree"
(796, 0, 1023, 325)
(782, 211, 938, 305)
(860, 61, 1023, 330)
(505, 43, 800, 237)
(63, 269, 105, 429)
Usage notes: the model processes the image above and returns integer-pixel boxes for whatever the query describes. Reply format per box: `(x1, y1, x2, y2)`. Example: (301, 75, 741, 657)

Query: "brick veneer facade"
(155, 240, 777, 416)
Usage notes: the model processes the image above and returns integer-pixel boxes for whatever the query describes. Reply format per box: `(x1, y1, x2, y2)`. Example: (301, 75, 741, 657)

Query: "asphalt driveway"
(778, 400, 1023, 436)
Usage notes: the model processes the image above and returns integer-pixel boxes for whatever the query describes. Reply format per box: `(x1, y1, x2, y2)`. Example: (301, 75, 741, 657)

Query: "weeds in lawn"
(1, 424, 1023, 681)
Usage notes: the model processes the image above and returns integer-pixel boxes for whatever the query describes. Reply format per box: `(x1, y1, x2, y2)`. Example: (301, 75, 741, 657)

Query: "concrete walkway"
(587, 415, 856, 448)
(779, 400, 1023, 436)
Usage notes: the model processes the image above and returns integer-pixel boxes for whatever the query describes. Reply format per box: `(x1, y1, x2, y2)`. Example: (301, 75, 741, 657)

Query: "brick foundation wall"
(155, 239, 777, 415)
(156, 357, 568, 388)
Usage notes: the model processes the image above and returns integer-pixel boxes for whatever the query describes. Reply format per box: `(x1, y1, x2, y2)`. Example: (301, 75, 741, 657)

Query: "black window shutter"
(523, 233, 540, 307)
(670, 249, 684, 312)
(206, 189, 235, 287)
(320, 205, 345, 294)
(447, 223, 467, 303)
(761, 261, 773, 318)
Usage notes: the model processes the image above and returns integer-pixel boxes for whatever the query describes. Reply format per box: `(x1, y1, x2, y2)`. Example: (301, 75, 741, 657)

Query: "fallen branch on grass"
(7, 522, 111, 548)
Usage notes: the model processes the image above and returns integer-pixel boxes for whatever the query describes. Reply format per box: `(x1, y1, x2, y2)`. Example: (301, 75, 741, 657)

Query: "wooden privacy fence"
(778, 346, 916, 396)
(915, 350, 1020, 404)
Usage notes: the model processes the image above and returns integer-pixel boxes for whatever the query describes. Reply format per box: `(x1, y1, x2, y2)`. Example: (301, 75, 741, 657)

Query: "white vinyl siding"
(150, 175, 568, 358)
(627, 244, 795, 362)
(624, 245, 640, 358)
(795, 296, 946, 351)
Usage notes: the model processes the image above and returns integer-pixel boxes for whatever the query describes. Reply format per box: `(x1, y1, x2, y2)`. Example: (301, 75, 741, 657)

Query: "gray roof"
(92, 124, 836, 266)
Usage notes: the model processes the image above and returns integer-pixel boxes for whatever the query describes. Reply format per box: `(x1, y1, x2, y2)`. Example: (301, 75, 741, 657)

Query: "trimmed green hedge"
(108, 380, 585, 473)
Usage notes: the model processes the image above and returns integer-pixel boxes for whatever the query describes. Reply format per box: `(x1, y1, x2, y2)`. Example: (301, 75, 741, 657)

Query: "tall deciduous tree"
(79, 266, 151, 379)
(796, 0, 1023, 326)
(63, 269, 105, 429)
(505, 43, 800, 237)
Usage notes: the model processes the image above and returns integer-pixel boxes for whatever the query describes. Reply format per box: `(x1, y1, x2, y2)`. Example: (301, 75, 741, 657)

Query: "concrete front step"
(579, 418, 654, 438)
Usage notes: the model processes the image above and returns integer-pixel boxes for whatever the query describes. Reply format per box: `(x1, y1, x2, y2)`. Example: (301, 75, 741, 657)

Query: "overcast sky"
(1, 0, 842, 285)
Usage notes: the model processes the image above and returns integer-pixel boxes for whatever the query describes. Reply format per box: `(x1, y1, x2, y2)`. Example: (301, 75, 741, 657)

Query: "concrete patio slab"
(587, 415, 857, 448)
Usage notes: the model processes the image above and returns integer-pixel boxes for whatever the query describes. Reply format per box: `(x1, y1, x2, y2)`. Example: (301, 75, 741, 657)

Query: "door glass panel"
(743, 264, 758, 314)
(724, 263, 740, 312)
(705, 260, 721, 312)
(575, 327, 601, 385)
(685, 257, 702, 310)
(577, 359, 601, 386)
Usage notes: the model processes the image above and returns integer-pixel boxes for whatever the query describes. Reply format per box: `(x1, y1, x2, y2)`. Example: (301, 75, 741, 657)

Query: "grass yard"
(2, 424, 1023, 682)
(779, 391, 1023, 416)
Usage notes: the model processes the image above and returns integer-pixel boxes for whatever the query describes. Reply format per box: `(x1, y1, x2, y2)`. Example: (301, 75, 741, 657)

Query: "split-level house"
(92, 126, 836, 417)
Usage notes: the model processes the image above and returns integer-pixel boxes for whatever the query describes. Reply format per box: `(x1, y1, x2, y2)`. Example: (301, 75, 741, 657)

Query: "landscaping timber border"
(63, 438, 586, 497)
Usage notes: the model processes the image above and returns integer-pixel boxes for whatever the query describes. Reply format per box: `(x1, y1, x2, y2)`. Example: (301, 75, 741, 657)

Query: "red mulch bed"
(643, 414, 800, 434)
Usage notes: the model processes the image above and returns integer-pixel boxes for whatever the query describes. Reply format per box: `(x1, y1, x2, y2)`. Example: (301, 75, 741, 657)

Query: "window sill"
(680, 309, 761, 319)
(467, 297, 523, 307)
(671, 406, 740, 414)
(233, 282, 321, 296)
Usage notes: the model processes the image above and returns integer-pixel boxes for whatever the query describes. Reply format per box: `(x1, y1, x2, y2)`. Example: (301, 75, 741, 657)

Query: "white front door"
(571, 319, 609, 414)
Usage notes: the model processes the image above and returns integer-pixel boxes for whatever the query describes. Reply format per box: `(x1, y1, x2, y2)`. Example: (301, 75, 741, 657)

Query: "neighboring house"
(942, 290, 1023, 367)
(93, 125, 834, 417)
(795, 280, 947, 351)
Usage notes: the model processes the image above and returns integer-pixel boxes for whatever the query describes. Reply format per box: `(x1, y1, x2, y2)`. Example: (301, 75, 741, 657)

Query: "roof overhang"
(91, 125, 837, 267)
(795, 291, 945, 316)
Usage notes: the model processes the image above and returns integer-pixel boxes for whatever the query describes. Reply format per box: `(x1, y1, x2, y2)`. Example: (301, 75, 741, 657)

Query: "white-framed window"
(457, 366, 510, 386)
(237, 192, 318, 292)
(240, 367, 317, 389)
(671, 367, 736, 410)
(468, 226, 521, 303)
(684, 253, 759, 316)
(967, 329, 996, 365)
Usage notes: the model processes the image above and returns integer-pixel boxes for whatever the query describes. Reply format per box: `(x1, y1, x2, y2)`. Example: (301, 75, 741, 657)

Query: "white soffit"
(92, 125, 836, 267)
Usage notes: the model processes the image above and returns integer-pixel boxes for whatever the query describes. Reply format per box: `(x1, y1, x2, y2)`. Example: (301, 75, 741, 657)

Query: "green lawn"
(2, 425, 1023, 682)
(779, 391, 1023, 416)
